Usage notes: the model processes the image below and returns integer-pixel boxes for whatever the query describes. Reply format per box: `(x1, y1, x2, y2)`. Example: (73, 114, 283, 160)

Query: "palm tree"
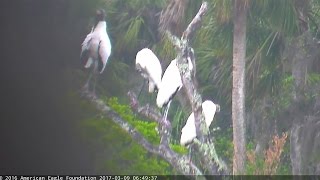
(232, 0, 248, 174)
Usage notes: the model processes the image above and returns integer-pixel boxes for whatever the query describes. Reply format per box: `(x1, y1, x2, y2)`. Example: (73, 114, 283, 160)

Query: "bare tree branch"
(128, 91, 172, 146)
(166, 1, 229, 174)
(168, 1, 209, 143)
(166, 30, 182, 49)
(128, 91, 162, 122)
(182, 2, 208, 41)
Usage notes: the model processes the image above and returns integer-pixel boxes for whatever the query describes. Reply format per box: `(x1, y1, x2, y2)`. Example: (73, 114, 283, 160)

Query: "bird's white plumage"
(135, 48, 163, 93)
(81, 30, 93, 56)
(180, 100, 218, 146)
(81, 21, 111, 74)
(156, 59, 183, 108)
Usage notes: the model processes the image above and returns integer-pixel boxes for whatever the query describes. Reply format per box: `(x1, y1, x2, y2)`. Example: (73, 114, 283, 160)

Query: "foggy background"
(0, 0, 96, 174)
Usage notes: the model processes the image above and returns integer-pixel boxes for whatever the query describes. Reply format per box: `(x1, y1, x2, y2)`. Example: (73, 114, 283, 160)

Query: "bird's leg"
(148, 92, 154, 106)
(132, 80, 146, 121)
(92, 74, 98, 98)
(188, 146, 193, 174)
(137, 79, 146, 101)
(90, 60, 99, 98)
(83, 76, 90, 91)
(79, 72, 92, 98)
(163, 100, 172, 121)
(82, 68, 93, 93)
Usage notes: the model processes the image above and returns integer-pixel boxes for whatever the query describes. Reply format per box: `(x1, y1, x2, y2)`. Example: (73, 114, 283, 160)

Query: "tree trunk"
(232, 0, 247, 175)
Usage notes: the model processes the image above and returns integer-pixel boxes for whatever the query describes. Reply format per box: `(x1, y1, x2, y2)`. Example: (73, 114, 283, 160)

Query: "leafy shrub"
(246, 132, 288, 175)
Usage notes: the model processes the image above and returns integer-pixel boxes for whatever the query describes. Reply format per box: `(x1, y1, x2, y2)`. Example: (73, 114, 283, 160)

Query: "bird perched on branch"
(135, 48, 163, 96)
(80, 9, 112, 97)
(180, 100, 220, 146)
(156, 59, 183, 120)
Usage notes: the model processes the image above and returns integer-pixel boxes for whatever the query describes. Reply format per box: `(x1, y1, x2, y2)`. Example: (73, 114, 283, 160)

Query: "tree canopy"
(75, 0, 320, 176)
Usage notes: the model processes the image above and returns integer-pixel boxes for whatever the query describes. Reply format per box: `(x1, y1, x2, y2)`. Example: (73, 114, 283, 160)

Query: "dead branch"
(166, 1, 207, 148)
(182, 2, 208, 41)
(166, 1, 229, 174)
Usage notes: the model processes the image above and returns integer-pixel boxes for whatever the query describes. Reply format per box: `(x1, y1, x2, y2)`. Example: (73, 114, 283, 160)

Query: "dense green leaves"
(82, 97, 172, 174)
(83, 116, 171, 174)
(82, 96, 192, 173)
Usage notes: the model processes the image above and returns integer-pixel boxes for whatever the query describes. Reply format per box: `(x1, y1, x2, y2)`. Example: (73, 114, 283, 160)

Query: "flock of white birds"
(81, 9, 220, 147)
(135, 48, 220, 146)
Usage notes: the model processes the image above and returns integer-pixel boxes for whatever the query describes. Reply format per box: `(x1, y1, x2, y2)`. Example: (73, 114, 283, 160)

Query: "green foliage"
(246, 133, 290, 175)
(170, 144, 188, 155)
(103, 0, 166, 59)
(276, 75, 294, 109)
(154, 36, 176, 64)
(307, 73, 320, 85)
(81, 96, 203, 173)
(117, 17, 144, 53)
(107, 97, 189, 155)
(250, 0, 299, 36)
(310, 0, 320, 38)
(192, 0, 318, 110)
(245, 141, 265, 175)
(105, 142, 171, 174)
(213, 128, 233, 164)
(246, 154, 265, 175)
(277, 140, 291, 175)
(246, 141, 255, 151)
(98, 60, 130, 97)
(305, 73, 320, 103)
(134, 120, 160, 143)
(82, 96, 174, 174)
(82, 115, 171, 174)
(267, 73, 320, 120)
(106, 97, 160, 144)
(170, 106, 187, 144)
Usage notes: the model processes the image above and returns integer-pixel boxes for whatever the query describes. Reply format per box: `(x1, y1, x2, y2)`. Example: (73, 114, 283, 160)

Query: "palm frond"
(159, 0, 189, 36)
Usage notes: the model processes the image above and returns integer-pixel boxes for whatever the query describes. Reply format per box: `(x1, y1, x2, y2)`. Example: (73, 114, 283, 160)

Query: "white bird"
(180, 100, 220, 146)
(80, 9, 112, 96)
(135, 48, 162, 93)
(156, 59, 183, 119)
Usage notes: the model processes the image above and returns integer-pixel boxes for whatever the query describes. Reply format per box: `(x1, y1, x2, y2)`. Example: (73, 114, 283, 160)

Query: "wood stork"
(80, 9, 112, 96)
(180, 100, 220, 146)
(156, 59, 183, 120)
(135, 48, 162, 96)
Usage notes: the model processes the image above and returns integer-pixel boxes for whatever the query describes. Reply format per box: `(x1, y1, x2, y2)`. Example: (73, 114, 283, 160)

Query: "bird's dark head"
(95, 9, 106, 22)
(216, 104, 221, 113)
(135, 63, 142, 73)
(154, 86, 159, 93)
